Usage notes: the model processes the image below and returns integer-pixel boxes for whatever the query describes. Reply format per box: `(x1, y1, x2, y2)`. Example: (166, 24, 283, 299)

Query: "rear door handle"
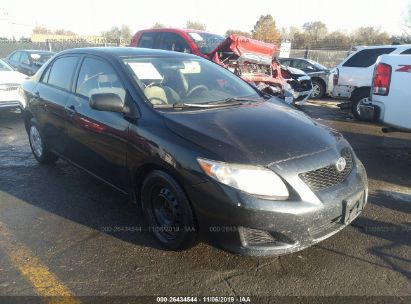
(33, 91, 41, 104)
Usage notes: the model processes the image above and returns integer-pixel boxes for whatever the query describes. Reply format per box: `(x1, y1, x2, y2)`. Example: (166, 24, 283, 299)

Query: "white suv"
(330, 44, 411, 119)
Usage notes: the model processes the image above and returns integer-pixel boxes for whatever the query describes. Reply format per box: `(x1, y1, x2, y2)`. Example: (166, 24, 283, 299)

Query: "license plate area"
(342, 191, 365, 224)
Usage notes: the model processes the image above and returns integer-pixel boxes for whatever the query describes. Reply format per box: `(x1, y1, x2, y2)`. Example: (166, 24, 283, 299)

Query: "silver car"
(280, 58, 330, 99)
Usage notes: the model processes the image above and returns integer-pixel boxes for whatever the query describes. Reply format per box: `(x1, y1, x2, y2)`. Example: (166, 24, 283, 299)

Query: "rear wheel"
(141, 170, 197, 250)
(28, 118, 58, 164)
(351, 88, 371, 120)
(310, 79, 325, 99)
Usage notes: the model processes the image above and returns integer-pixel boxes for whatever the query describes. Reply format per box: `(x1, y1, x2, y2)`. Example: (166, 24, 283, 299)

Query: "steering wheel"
(149, 97, 167, 105)
(186, 85, 208, 97)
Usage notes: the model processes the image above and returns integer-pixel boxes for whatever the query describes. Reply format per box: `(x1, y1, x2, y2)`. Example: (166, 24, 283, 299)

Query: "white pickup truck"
(330, 44, 411, 119)
(360, 54, 411, 132)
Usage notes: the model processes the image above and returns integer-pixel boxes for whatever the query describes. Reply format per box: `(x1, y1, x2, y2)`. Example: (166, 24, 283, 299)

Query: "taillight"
(373, 63, 392, 96)
(333, 68, 339, 86)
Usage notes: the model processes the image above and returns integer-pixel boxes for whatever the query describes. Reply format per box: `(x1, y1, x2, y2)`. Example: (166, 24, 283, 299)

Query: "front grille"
(0, 83, 20, 91)
(289, 79, 313, 92)
(299, 149, 353, 192)
(299, 80, 312, 91)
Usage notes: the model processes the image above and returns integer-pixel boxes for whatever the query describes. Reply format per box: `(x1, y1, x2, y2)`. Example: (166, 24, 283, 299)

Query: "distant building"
(30, 34, 127, 46)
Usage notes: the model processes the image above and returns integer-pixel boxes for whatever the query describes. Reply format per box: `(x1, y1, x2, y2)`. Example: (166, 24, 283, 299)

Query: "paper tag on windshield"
(128, 62, 163, 80)
(181, 61, 201, 74)
(30, 54, 41, 59)
(188, 33, 203, 41)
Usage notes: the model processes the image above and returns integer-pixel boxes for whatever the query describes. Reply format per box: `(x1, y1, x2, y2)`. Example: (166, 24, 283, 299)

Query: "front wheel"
(28, 118, 58, 164)
(141, 170, 197, 251)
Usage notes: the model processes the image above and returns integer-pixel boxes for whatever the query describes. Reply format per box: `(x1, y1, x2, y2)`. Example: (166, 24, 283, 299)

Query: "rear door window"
(343, 48, 395, 68)
(280, 60, 292, 67)
(47, 56, 79, 91)
(293, 60, 316, 72)
(138, 32, 159, 48)
(20, 52, 30, 65)
(158, 32, 190, 53)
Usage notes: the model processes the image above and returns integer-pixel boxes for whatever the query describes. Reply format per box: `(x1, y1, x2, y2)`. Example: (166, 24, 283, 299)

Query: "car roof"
(19, 50, 55, 54)
(354, 44, 411, 50)
(280, 58, 309, 61)
(136, 28, 221, 36)
(56, 47, 198, 59)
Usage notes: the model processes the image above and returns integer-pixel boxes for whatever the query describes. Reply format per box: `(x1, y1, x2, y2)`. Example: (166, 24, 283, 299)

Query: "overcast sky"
(1, 0, 410, 38)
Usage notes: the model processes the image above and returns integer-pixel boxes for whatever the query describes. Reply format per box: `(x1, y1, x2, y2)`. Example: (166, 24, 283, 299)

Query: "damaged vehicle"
(21, 48, 368, 256)
(130, 29, 312, 104)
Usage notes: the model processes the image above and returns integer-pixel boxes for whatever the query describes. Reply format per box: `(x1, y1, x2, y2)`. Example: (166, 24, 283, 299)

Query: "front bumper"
(187, 142, 368, 256)
(0, 101, 22, 110)
(0, 90, 23, 110)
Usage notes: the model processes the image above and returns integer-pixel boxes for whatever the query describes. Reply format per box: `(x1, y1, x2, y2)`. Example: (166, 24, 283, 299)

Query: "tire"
(351, 88, 371, 120)
(141, 170, 197, 251)
(310, 79, 325, 99)
(28, 118, 58, 164)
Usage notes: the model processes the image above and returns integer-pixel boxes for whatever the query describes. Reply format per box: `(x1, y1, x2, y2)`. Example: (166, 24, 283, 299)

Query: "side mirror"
(89, 93, 124, 113)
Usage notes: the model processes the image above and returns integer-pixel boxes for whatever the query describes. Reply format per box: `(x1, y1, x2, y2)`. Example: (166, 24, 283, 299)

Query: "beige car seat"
(144, 86, 168, 105)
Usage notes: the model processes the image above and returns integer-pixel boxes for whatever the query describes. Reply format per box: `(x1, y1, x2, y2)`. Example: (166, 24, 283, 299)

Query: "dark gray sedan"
(280, 58, 330, 99)
(5, 50, 55, 76)
(20, 47, 368, 256)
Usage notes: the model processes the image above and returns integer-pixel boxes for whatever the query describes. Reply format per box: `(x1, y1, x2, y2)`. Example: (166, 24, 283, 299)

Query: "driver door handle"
(65, 105, 76, 116)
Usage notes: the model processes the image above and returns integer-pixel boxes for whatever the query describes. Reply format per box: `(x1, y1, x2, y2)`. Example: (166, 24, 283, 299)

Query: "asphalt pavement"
(0, 100, 410, 303)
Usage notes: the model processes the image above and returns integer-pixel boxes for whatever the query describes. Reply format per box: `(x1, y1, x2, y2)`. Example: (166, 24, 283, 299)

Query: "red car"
(130, 28, 312, 102)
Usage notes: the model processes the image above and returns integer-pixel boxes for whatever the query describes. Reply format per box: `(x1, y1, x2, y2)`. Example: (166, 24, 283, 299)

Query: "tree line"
(32, 8, 411, 50)
(225, 15, 411, 50)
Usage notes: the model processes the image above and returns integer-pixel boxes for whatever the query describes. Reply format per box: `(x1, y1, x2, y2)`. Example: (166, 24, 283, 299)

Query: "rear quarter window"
(401, 48, 411, 55)
(138, 32, 158, 48)
(343, 48, 395, 68)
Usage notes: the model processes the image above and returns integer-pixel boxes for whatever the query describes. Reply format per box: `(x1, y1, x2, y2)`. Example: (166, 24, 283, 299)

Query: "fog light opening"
(238, 227, 295, 250)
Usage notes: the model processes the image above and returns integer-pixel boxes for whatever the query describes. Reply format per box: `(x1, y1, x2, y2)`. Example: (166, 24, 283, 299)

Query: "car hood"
(162, 100, 340, 166)
(207, 34, 277, 65)
(283, 66, 307, 77)
(0, 71, 27, 84)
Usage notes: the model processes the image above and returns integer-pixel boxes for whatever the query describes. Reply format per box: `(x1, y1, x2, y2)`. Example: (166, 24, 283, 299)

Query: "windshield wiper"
(152, 97, 263, 109)
(152, 102, 234, 109)
(205, 97, 264, 105)
(153, 101, 246, 109)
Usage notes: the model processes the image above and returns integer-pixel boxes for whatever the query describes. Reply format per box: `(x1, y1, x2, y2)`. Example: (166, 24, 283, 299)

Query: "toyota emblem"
(336, 157, 347, 172)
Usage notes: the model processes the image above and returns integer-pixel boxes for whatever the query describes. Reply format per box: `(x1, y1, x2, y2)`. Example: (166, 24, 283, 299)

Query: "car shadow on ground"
(0, 108, 410, 280)
(342, 131, 411, 189)
(327, 216, 411, 279)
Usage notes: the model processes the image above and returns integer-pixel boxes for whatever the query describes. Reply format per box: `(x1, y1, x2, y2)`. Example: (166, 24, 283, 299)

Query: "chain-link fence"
(0, 41, 351, 68)
(289, 49, 351, 68)
(0, 41, 111, 58)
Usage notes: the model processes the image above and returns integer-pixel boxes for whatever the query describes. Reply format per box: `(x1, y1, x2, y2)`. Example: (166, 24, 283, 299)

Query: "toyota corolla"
(20, 47, 368, 256)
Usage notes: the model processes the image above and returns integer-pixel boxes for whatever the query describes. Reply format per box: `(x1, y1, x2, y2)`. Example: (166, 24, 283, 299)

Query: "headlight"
(0, 84, 8, 91)
(197, 158, 289, 199)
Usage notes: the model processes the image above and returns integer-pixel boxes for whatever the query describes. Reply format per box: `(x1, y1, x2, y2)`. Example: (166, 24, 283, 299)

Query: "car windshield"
(306, 59, 327, 70)
(123, 56, 261, 108)
(187, 32, 225, 55)
(0, 59, 13, 71)
(30, 52, 54, 65)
